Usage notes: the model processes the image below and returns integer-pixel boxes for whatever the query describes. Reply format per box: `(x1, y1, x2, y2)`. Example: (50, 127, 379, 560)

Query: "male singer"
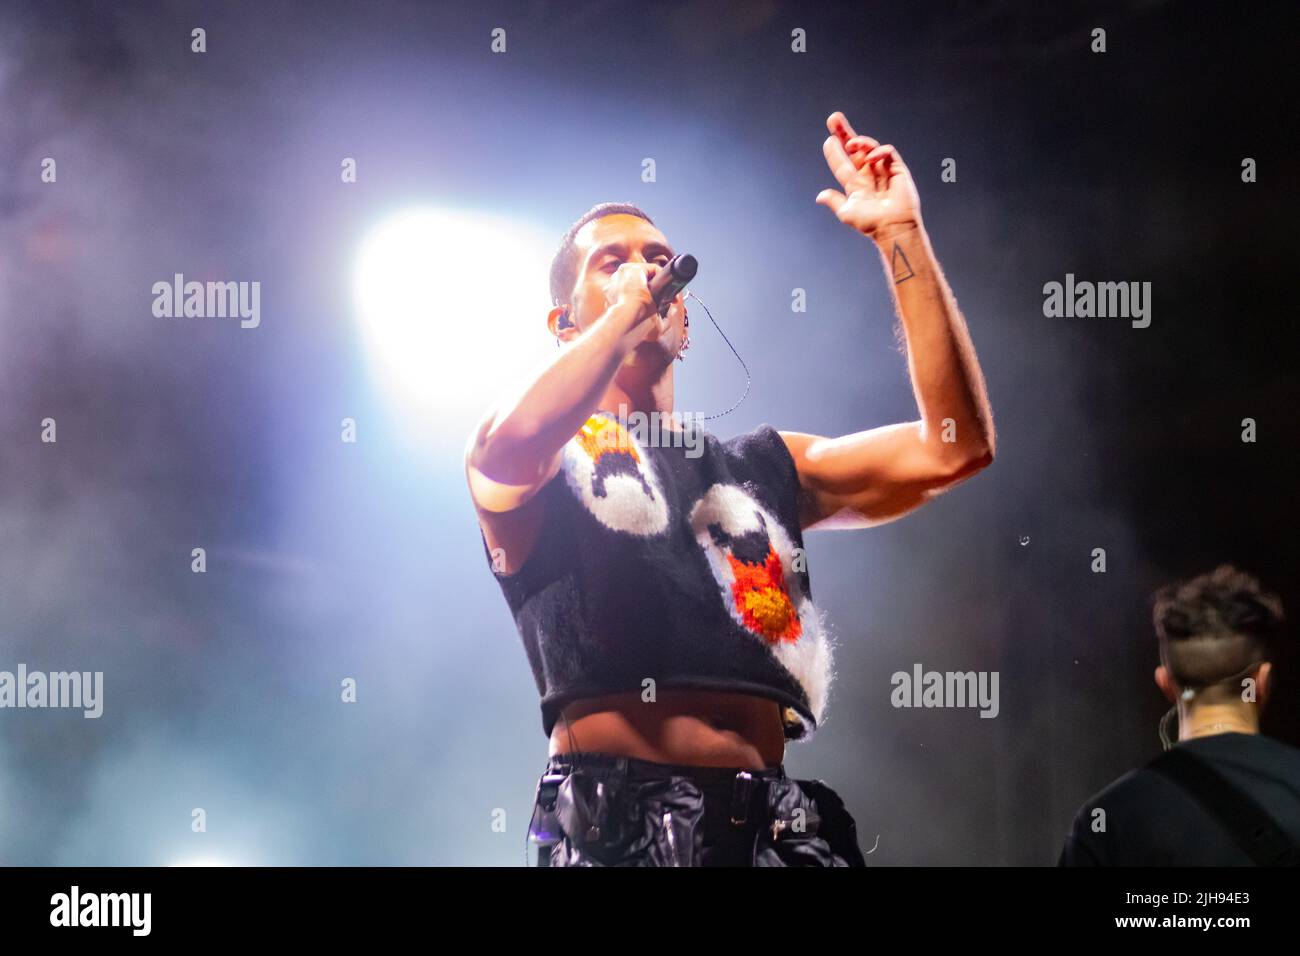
(466, 111, 995, 866)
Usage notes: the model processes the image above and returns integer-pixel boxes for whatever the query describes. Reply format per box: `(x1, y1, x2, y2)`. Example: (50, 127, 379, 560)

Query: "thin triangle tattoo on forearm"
(891, 242, 915, 284)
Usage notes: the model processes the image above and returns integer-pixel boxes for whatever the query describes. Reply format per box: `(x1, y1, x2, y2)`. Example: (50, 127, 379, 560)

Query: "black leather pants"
(527, 752, 868, 867)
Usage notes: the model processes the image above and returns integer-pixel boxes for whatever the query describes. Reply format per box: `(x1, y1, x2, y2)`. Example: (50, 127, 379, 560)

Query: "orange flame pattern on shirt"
(727, 545, 802, 644)
(574, 416, 638, 463)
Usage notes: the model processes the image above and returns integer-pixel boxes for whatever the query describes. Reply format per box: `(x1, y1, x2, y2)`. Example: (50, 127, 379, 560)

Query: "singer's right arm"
(465, 298, 650, 523)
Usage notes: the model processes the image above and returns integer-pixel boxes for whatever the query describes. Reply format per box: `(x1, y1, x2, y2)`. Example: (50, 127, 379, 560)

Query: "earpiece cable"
(686, 290, 750, 421)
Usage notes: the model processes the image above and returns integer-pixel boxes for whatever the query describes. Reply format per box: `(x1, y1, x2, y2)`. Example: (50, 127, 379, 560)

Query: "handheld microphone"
(648, 253, 698, 317)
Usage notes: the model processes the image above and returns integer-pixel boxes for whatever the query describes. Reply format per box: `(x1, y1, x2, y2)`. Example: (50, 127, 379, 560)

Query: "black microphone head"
(672, 253, 698, 281)
(650, 253, 698, 316)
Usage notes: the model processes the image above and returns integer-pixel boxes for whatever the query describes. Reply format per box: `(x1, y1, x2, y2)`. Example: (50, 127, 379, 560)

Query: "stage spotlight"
(352, 206, 553, 435)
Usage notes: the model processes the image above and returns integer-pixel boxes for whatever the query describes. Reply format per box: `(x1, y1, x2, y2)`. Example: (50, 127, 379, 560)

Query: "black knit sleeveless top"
(481, 411, 832, 741)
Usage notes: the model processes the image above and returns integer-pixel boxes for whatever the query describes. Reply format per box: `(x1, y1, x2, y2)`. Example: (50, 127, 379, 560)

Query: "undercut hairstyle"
(548, 202, 655, 308)
(1152, 564, 1285, 691)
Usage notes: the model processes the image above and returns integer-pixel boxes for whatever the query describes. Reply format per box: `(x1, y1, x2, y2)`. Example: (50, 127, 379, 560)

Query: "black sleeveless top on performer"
(481, 410, 834, 741)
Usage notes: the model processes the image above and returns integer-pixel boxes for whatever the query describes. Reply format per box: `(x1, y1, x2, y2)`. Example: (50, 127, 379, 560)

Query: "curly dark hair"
(548, 202, 655, 308)
(1152, 564, 1285, 689)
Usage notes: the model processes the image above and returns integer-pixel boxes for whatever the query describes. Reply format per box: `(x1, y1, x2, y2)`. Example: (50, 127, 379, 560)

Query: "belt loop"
(730, 771, 755, 826)
(537, 772, 566, 809)
(612, 756, 631, 788)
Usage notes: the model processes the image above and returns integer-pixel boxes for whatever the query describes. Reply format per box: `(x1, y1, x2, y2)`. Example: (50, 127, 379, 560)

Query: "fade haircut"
(1152, 564, 1284, 690)
(548, 202, 655, 308)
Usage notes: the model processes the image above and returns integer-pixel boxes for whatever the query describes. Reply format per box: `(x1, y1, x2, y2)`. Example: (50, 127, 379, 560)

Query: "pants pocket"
(755, 777, 867, 867)
(797, 778, 868, 867)
(548, 770, 707, 867)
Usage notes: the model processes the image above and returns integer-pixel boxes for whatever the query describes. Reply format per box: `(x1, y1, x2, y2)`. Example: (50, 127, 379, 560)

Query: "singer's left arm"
(781, 219, 994, 530)
(780, 112, 995, 531)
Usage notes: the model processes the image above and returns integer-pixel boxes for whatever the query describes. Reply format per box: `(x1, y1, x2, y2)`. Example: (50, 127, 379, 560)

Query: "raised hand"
(815, 111, 921, 240)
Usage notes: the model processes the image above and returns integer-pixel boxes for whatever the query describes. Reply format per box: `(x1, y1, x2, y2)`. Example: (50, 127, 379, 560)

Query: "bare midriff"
(547, 688, 787, 769)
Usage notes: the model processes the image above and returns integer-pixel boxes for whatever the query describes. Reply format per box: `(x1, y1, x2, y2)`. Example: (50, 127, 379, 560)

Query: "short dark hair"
(548, 202, 655, 308)
(1152, 564, 1284, 689)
